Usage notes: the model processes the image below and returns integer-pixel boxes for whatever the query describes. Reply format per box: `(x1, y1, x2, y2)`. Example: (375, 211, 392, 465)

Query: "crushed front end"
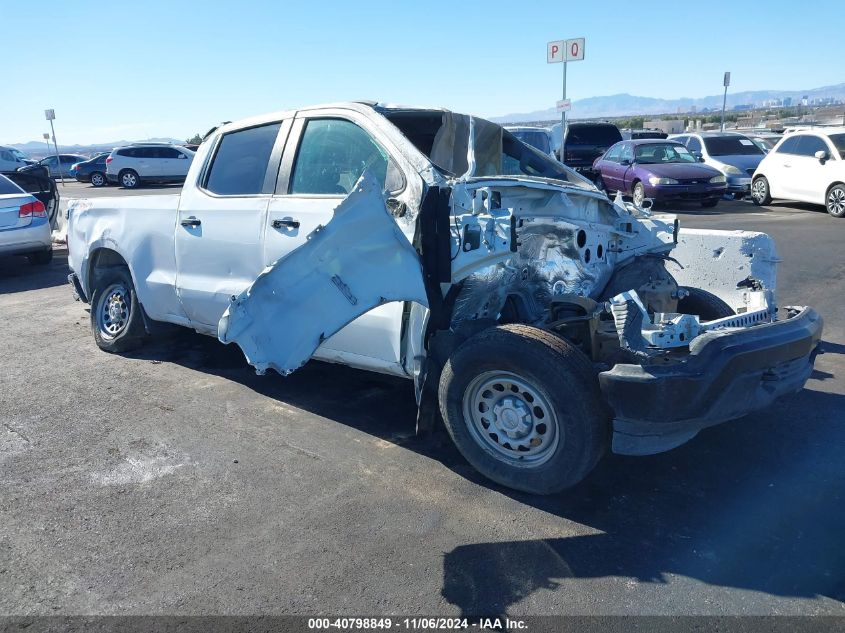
(444, 179, 823, 456)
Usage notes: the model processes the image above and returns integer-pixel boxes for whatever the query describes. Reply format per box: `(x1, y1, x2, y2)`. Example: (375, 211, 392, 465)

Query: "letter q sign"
(547, 38, 585, 63)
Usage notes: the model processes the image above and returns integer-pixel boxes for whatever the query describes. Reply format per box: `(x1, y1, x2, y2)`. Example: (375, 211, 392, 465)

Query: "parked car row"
(1, 142, 197, 189)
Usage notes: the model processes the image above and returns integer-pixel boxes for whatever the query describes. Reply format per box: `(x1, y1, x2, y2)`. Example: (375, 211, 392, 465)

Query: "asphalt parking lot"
(1, 184, 843, 617)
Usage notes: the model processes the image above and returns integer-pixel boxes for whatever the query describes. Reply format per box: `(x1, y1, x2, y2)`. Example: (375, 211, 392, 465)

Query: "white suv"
(106, 143, 195, 189)
(751, 128, 845, 217)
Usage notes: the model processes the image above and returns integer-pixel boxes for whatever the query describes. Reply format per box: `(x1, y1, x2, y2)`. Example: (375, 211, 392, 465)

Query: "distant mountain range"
(9, 137, 184, 157)
(491, 83, 845, 123)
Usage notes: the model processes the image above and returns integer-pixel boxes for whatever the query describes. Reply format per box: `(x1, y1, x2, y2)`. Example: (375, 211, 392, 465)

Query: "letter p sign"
(547, 40, 564, 63)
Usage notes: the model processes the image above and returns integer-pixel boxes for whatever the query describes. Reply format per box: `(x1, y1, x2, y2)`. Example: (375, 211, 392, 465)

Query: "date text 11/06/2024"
(307, 617, 528, 630)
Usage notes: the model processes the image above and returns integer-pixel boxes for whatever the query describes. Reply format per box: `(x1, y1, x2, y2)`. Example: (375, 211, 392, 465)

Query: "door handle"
(180, 217, 201, 227)
(272, 218, 300, 229)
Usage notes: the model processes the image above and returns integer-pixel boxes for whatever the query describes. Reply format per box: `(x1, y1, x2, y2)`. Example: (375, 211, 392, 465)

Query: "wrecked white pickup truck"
(67, 102, 823, 494)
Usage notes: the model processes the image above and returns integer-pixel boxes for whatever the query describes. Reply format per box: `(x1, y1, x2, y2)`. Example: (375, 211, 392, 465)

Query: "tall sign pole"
(43, 133, 51, 157)
(547, 38, 585, 158)
(720, 72, 730, 132)
(45, 109, 63, 184)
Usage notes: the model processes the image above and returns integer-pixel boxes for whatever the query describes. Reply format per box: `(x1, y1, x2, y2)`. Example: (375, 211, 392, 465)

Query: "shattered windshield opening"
(382, 110, 592, 189)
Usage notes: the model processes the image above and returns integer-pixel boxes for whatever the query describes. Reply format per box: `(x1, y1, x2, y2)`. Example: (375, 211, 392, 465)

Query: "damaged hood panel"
(218, 173, 428, 375)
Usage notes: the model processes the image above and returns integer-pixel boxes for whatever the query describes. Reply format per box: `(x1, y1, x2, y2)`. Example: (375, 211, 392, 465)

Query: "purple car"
(593, 140, 727, 208)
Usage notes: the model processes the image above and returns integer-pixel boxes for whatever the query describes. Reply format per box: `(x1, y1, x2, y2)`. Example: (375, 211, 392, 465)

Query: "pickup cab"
(67, 102, 823, 495)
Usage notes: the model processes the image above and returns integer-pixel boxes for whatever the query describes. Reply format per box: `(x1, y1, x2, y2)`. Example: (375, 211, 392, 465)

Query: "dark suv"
(559, 123, 623, 177)
(71, 153, 110, 187)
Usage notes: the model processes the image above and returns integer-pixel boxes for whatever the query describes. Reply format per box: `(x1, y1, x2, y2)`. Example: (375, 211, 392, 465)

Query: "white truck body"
(67, 102, 822, 493)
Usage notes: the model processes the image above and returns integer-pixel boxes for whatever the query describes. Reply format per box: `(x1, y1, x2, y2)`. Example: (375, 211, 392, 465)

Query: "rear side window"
(0, 174, 24, 195)
(686, 137, 702, 153)
(116, 148, 135, 157)
(205, 123, 281, 195)
(159, 147, 184, 159)
(0, 150, 14, 162)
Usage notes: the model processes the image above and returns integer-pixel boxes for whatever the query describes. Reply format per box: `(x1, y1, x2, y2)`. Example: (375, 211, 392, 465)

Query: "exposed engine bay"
(443, 178, 780, 368)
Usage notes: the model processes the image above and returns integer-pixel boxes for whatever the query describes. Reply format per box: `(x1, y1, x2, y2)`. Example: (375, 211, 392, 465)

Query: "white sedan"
(750, 127, 845, 217)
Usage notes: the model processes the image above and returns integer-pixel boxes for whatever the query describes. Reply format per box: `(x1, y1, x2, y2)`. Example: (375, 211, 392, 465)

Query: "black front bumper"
(599, 307, 823, 456)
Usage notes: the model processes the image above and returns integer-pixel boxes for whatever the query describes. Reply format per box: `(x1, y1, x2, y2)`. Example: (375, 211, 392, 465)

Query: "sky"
(3, 0, 843, 145)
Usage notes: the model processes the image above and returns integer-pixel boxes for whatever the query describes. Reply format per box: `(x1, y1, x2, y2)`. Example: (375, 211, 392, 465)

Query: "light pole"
(45, 109, 64, 184)
(720, 72, 730, 132)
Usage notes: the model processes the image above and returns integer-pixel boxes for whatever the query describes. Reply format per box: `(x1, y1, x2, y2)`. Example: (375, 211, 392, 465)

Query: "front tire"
(826, 184, 845, 218)
(119, 170, 140, 189)
(751, 176, 772, 206)
(90, 267, 146, 352)
(90, 171, 106, 187)
(632, 181, 645, 207)
(678, 287, 734, 321)
(438, 324, 609, 495)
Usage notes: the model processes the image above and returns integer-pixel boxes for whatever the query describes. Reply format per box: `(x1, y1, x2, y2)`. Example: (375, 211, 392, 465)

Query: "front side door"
(263, 112, 411, 370)
(763, 135, 798, 199)
(174, 121, 287, 331)
(219, 170, 427, 377)
(790, 135, 836, 204)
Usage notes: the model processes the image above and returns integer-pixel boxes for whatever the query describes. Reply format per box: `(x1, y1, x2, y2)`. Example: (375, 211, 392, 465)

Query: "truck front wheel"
(90, 267, 146, 352)
(438, 324, 609, 495)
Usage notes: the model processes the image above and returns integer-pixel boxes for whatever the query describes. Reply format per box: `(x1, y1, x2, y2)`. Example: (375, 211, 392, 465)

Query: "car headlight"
(709, 175, 726, 183)
(721, 164, 742, 175)
(648, 177, 679, 185)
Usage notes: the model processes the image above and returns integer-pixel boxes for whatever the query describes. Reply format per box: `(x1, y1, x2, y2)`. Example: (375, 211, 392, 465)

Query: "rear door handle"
(180, 217, 201, 227)
(272, 218, 300, 229)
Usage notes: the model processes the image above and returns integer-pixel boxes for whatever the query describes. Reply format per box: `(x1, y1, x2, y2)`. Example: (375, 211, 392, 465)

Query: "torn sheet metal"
(218, 173, 428, 375)
(445, 180, 675, 329)
(668, 229, 779, 313)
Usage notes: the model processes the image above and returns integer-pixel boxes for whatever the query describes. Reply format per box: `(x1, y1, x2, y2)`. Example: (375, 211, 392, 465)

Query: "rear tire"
(826, 184, 845, 218)
(438, 324, 609, 495)
(678, 287, 734, 321)
(119, 170, 140, 189)
(90, 267, 146, 352)
(751, 176, 772, 206)
(593, 175, 606, 193)
(90, 172, 106, 187)
(27, 249, 53, 266)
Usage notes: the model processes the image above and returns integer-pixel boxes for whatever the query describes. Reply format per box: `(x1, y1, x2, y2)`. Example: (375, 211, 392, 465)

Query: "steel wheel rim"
(633, 184, 644, 207)
(828, 188, 845, 215)
(122, 173, 136, 187)
(752, 179, 767, 202)
(462, 370, 560, 467)
(96, 283, 130, 339)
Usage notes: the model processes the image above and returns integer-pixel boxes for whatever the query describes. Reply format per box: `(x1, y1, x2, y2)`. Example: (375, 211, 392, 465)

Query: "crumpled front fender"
(218, 173, 428, 375)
